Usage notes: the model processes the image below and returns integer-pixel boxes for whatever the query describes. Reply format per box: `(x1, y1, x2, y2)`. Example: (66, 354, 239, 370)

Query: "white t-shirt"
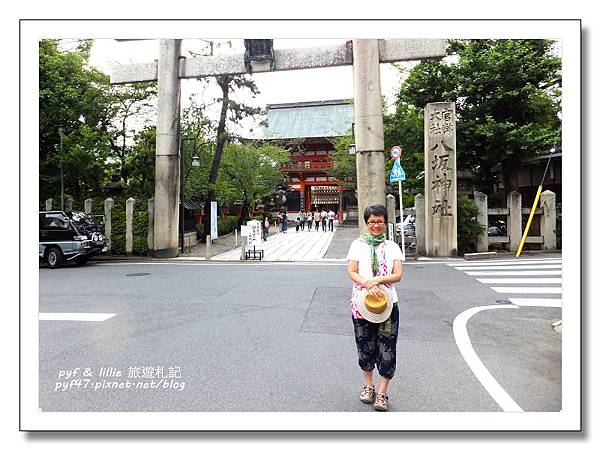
(346, 239, 405, 304)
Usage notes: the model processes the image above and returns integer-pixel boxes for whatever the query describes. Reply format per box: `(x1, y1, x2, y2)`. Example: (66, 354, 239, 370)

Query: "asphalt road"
(38, 257, 561, 413)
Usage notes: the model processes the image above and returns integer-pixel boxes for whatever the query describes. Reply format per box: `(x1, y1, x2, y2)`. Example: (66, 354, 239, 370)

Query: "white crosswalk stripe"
(449, 257, 562, 308)
(465, 270, 562, 276)
(448, 258, 561, 266)
(476, 278, 562, 284)
(454, 264, 561, 270)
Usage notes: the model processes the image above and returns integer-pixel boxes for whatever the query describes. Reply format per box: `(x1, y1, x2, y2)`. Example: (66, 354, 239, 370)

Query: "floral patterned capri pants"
(351, 304, 399, 380)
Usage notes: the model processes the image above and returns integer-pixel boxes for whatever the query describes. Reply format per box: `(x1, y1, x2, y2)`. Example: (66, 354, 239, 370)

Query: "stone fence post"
(147, 198, 155, 255)
(65, 197, 74, 212)
(45, 198, 54, 211)
(84, 198, 93, 214)
(414, 193, 425, 255)
(507, 191, 522, 252)
(104, 198, 114, 254)
(474, 191, 488, 252)
(540, 190, 557, 250)
(126, 197, 136, 255)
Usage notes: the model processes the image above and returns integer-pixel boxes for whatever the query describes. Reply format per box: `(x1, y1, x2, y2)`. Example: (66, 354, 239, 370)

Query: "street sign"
(389, 159, 406, 182)
(390, 146, 402, 160)
(210, 201, 218, 241)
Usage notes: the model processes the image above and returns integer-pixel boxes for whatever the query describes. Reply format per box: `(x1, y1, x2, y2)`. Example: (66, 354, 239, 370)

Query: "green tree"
(39, 39, 158, 204)
(387, 39, 561, 197)
(457, 196, 486, 254)
(104, 82, 157, 185)
(39, 39, 114, 201)
(384, 103, 426, 206)
(121, 126, 156, 197)
(218, 143, 289, 223)
(194, 74, 264, 238)
(327, 133, 356, 191)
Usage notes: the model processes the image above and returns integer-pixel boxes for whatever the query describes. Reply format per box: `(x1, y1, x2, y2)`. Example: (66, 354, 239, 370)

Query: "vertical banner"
(210, 201, 218, 241)
(424, 102, 457, 257)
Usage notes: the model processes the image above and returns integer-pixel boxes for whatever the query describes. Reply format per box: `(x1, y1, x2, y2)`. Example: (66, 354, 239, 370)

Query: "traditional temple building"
(256, 99, 354, 216)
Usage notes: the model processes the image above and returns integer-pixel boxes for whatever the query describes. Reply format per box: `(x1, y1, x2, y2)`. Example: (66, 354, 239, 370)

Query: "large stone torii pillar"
(154, 40, 182, 258)
(111, 39, 447, 257)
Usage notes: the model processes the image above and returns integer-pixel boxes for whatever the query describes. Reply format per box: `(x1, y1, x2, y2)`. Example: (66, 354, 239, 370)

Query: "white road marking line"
(39, 313, 117, 322)
(476, 278, 562, 284)
(453, 305, 524, 412)
(465, 270, 562, 276)
(454, 264, 562, 271)
(491, 286, 562, 294)
(448, 258, 561, 266)
(508, 298, 562, 307)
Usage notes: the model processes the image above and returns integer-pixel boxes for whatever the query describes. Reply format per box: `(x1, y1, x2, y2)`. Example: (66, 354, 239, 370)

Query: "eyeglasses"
(367, 220, 385, 226)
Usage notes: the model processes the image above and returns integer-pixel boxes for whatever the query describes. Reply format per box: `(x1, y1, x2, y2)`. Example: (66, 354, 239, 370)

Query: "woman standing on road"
(346, 204, 404, 411)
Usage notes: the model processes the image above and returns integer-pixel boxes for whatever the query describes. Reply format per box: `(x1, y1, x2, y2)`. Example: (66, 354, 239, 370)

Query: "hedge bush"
(49, 196, 150, 256)
(457, 196, 486, 255)
(218, 216, 239, 235)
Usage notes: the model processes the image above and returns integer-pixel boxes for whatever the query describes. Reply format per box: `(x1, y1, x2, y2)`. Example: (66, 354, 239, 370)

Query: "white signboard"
(240, 225, 249, 237)
(246, 220, 263, 247)
(210, 201, 218, 240)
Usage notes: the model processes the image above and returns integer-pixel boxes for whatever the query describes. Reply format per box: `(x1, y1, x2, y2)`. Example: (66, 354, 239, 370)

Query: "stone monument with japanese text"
(424, 102, 458, 256)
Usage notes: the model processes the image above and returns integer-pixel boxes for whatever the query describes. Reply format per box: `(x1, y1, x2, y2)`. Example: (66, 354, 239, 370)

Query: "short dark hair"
(363, 204, 388, 224)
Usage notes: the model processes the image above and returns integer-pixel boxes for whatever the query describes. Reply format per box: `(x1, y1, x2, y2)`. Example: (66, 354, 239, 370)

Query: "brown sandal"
(374, 393, 389, 411)
(360, 385, 375, 404)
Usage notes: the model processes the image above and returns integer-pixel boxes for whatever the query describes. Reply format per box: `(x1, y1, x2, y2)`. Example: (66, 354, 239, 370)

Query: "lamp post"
(179, 137, 198, 254)
(58, 127, 64, 211)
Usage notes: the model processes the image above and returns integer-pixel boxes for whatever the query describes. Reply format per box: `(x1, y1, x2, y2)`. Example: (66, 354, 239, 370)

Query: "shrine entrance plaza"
(180, 222, 358, 262)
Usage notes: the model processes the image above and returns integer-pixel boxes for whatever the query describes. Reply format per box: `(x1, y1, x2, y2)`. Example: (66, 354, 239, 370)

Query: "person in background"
(321, 209, 327, 232)
(296, 216, 301, 232)
(307, 210, 313, 231)
(262, 214, 270, 241)
(314, 209, 321, 231)
(281, 212, 288, 233)
(328, 209, 335, 231)
(346, 204, 404, 412)
(299, 209, 306, 231)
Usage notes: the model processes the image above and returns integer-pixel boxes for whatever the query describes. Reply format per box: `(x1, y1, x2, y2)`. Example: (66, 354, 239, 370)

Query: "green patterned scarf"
(359, 233, 387, 276)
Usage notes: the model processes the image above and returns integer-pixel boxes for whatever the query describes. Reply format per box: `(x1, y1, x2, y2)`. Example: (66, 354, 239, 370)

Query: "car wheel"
(47, 247, 63, 269)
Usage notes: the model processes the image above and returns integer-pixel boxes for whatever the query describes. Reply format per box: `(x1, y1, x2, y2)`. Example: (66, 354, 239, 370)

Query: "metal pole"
(59, 128, 64, 211)
(399, 180, 405, 256)
(179, 133, 184, 254)
(516, 152, 555, 257)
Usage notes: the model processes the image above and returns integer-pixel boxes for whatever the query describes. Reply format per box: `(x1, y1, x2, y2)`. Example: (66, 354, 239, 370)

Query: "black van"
(39, 211, 106, 268)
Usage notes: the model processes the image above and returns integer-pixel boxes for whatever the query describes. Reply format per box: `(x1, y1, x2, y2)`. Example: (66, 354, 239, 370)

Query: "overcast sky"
(88, 38, 416, 137)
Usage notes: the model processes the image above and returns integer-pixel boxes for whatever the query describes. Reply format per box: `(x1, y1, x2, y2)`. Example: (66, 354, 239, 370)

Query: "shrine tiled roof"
(257, 99, 354, 139)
